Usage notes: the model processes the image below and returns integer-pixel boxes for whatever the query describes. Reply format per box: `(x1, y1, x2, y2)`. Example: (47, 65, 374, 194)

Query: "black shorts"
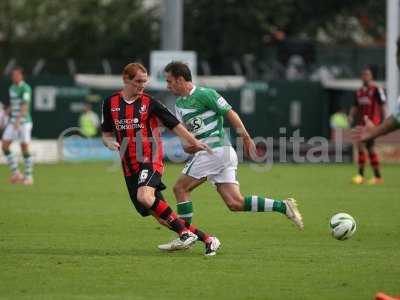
(124, 166, 166, 217)
(357, 138, 375, 150)
(365, 139, 375, 149)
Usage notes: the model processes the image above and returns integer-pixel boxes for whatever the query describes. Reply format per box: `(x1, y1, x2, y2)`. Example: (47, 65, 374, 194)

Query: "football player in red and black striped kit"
(352, 37, 400, 144)
(101, 63, 220, 256)
(348, 66, 388, 185)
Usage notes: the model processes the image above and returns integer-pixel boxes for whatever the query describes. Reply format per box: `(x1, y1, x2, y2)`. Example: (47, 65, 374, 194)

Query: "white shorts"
(182, 146, 238, 185)
(2, 123, 33, 143)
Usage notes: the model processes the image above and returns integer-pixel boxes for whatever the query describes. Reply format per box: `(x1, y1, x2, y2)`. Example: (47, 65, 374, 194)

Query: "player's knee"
(173, 183, 187, 198)
(172, 184, 180, 196)
(21, 144, 29, 154)
(2, 145, 10, 155)
(22, 151, 30, 158)
(136, 191, 155, 208)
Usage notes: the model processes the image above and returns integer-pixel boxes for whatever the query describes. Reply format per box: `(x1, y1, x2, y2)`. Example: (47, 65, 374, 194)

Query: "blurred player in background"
(348, 66, 388, 185)
(353, 37, 400, 143)
(1, 67, 34, 185)
(0, 102, 8, 137)
(101, 62, 220, 256)
(158, 61, 303, 252)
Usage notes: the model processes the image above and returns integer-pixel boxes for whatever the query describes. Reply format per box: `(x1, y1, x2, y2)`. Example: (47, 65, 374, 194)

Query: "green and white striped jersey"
(175, 86, 232, 148)
(9, 81, 32, 124)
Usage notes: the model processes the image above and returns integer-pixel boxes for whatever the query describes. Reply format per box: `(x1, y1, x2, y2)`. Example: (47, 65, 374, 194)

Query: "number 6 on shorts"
(139, 169, 149, 184)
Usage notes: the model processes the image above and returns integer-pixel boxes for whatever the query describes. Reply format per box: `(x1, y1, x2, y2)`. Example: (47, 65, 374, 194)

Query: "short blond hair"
(122, 63, 147, 80)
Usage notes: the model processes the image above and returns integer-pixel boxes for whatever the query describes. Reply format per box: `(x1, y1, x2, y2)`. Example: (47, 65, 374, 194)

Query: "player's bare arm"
(4, 104, 10, 115)
(381, 102, 389, 119)
(102, 132, 120, 151)
(348, 105, 358, 126)
(355, 115, 399, 142)
(172, 123, 211, 153)
(225, 109, 256, 157)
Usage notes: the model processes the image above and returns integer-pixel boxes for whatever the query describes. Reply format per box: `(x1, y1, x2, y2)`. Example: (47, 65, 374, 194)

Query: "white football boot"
(204, 236, 221, 257)
(158, 231, 198, 251)
(283, 198, 304, 230)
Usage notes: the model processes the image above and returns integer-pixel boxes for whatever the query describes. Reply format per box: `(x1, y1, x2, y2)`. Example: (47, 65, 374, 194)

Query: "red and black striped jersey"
(101, 91, 179, 176)
(353, 84, 386, 126)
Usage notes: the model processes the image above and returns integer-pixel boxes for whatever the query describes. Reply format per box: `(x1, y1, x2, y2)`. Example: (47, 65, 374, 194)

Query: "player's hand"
(103, 139, 120, 151)
(351, 116, 375, 142)
(183, 141, 212, 154)
(363, 116, 375, 129)
(243, 136, 256, 159)
(351, 126, 363, 142)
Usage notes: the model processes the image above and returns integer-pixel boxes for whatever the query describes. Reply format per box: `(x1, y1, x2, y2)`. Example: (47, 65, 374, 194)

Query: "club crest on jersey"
(138, 169, 149, 184)
(111, 107, 120, 112)
(139, 104, 147, 114)
(187, 117, 204, 133)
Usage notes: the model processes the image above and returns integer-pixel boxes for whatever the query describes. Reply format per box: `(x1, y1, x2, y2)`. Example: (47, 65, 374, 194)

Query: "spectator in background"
(79, 102, 100, 137)
(264, 29, 315, 80)
(286, 55, 306, 80)
(330, 107, 349, 140)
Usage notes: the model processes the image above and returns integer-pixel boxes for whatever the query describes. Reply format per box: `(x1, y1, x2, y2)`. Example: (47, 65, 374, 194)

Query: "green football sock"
(177, 201, 193, 224)
(243, 196, 286, 214)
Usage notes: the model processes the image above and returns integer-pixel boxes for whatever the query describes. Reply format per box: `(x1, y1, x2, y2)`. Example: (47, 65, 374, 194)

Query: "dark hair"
(362, 65, 377, 79)
(164, 61, 192, 81)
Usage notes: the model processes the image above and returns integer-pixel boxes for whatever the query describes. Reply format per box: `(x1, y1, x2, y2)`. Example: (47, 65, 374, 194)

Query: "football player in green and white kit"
(158, 62, 304, 254)
(2, 67, 34, 185)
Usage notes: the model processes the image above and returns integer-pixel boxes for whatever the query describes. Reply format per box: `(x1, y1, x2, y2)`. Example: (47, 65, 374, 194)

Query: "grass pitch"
(0, 162, 399, 300)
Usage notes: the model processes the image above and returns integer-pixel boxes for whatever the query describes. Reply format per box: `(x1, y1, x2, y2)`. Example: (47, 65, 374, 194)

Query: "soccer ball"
(329, 213, 357, 240)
